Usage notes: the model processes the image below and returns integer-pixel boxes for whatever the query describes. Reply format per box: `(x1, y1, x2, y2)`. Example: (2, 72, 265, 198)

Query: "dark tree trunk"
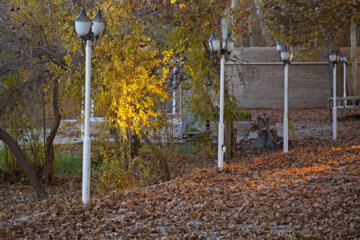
(142, 135, 171, 181)
(131, 133, 141, 157)
(43, 77, 61, 184)
(127, 128, 132, 170)
(0, 127, 47, 197)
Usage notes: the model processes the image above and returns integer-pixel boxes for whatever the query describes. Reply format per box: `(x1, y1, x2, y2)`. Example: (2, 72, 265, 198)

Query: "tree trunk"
(131, 133, 141, 157)
(0, 127, 47, 197)
(142, 135, 170, 181)
(127, 128, 132, 169)
(351, 4, 358, 96)
(43, 77, 61, 184)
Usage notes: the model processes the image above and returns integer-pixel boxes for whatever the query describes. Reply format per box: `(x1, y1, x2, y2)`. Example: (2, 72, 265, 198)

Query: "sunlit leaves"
(60, 1, 173, 135)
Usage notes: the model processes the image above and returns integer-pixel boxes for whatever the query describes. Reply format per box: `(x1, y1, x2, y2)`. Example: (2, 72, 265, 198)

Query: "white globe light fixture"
(340, 53, 347, 63)
(91, 9, 106, 39)
(74, 8, 91, 38)
(328, 50, 338, 64)
(223, 35, 235, 54)
(74, 7, 106, 206)
(276, 40, 283, 52)
(208, 33, 220, 52)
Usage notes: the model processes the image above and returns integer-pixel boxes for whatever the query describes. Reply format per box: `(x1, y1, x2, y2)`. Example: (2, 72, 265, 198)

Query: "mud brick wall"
(226, 47, 360, 109)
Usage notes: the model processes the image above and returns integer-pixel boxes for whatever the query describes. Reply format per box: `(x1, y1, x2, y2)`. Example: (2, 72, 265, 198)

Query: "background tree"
(259, 0, 356, 52)
(258, 0, 360, 94)
(0, 0, 73, 184)
(135, 0, 251, 159)
(57, 1, 176, 187)
(0, 0, 253, 190)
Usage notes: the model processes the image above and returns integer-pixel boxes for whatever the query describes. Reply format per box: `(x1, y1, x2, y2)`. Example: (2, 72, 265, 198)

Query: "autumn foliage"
(259, 0, 360, 57)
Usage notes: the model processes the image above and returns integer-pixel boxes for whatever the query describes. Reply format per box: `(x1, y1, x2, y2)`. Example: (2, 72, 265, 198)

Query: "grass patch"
(0, 144, 82, 179)
(0, 149, 4, 172)
(54, 154, 82, 178)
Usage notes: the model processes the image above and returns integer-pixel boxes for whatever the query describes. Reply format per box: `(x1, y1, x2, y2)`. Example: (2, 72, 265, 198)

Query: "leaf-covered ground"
(1, 109, 360, 239)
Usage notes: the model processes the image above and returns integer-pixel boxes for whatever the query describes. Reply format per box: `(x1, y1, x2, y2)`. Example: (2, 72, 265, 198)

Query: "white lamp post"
(328, 49, 340, 140)
(279, 46, 293, 153)
(340, 54, 348, 106)
(172, 67, 178, 114)
(276, 40, 283, 52)
(208, 33, 234, 171)
(74, 8, 106, 205)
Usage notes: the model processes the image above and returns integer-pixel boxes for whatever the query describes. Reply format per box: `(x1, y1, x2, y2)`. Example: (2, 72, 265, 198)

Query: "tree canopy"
(259, 0, 359, 57)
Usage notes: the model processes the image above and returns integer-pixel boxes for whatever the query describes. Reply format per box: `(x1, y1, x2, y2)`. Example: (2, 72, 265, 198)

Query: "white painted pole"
(332, 64, 337, 140)
(81, 85, 84, 137)
(172, 67, 177, 114)
(172, 89, 176, 114)
(283, 63, 289, 152)
(179, 83, 182, 114)
(91, 100, 94, 119)
(343, 62, 347, 106)
(82, 40, 92, 205)
(218, 55, 225, 171)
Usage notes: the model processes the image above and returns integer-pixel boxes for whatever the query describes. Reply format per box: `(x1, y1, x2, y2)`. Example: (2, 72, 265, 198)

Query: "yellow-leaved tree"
(60, 1, 174, 190)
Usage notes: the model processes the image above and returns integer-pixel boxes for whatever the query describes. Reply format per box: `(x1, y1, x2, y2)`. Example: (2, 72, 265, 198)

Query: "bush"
(93, 140, 152, 193)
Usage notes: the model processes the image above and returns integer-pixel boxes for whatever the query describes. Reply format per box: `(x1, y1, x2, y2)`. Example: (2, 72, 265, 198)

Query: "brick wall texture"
(227, 47, 360, 109)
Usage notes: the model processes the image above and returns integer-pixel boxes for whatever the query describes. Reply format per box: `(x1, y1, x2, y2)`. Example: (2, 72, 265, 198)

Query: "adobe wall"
(227, 47, 360, 109)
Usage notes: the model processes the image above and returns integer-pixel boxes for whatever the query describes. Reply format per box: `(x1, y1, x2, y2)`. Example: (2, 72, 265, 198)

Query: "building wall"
(227, 47, 360, 109)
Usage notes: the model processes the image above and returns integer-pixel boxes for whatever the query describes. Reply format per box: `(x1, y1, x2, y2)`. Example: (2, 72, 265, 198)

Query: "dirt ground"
(0, 108, 359, 239)
(202, 108, 356, 169)
(246, 108, 360, 139)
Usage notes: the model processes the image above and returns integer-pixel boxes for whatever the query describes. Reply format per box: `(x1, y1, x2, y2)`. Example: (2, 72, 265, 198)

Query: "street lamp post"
(328, 50, 340, 140)
(208, 33, 234, 171)
(172, 67, 178, 114)
(277, 45, 293, 153)
(276, 40, 283, 52)
(340, 54, 348, 106)
(74, 8, 106, 205)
